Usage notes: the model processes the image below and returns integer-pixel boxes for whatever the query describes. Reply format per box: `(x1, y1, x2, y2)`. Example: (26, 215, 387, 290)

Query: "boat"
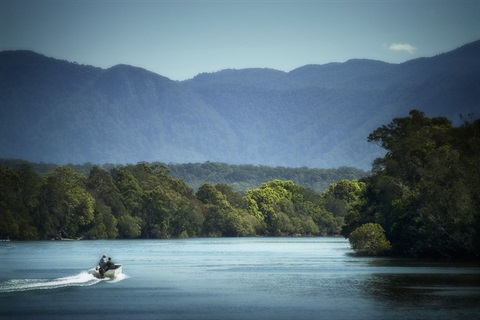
(88, 264, 123, 279)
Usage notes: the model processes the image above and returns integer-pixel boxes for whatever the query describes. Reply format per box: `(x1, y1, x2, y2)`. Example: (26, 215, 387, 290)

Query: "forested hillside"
(1, 40, 479, 169)
(1, 111, 479, 260)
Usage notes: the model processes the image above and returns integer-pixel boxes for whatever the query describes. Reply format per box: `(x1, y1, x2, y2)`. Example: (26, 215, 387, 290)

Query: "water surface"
(1, 238, 479, 319)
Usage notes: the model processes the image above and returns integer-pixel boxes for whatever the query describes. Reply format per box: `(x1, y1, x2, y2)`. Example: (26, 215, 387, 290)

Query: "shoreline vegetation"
(1, 110, 479, 259)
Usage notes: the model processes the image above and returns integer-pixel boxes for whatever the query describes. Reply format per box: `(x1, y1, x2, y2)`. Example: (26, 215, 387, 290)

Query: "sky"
(1, 0, 479, 80)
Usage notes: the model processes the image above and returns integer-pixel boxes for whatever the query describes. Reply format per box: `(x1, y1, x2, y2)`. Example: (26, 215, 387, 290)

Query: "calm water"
(1, 238, 479, 319)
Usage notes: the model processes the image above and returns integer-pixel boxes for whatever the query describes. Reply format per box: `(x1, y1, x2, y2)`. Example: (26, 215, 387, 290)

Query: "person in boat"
(98, 254, 107, 276)
(105, 257, 115, 271)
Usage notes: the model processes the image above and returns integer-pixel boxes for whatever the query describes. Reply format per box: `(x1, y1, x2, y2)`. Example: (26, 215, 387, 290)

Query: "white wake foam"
(0, 271, 101, 293)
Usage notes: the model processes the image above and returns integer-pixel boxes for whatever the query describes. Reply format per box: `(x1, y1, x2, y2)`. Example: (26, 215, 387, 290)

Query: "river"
(1, 238, 479, 319)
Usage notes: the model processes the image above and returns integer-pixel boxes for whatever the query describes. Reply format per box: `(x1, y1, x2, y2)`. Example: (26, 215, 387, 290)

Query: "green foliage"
(322, 179, 366, 235)
(169, 162, 368, 193)
(196, 183, 261, 237)
(39, 167, 94, 238)
(343, 110, 480, 258)
(0, 211, 19, 239)
(0, 165, 41, 239)
(112, 168, 143, 214)
(349, 223, 391, 256)
(117, 213, 141, 238)
(322, 180, 366, 214)
(0, 159, 368, 195)
(244, 180, 336, 236)
(84, 204, 118, 240)
(196, 183, 229, 207)
(87, 166, 126, 217)
(2, 161, 347, 240)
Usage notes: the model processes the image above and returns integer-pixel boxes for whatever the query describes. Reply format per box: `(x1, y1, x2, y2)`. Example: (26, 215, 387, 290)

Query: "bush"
(349, 223, 391, 256)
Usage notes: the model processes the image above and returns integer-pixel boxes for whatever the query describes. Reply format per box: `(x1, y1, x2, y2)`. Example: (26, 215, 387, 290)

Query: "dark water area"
(1, 238, 479, 319)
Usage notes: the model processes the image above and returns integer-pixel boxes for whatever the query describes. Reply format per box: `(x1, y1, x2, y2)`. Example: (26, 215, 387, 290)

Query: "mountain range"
(1, 40, 479, 169)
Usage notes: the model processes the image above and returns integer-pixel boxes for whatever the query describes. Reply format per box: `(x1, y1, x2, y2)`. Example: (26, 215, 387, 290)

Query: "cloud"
(388, 43, 416, 54)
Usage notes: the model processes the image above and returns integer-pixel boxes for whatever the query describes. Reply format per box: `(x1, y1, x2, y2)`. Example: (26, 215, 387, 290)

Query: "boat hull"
(89, 264, 123, 279)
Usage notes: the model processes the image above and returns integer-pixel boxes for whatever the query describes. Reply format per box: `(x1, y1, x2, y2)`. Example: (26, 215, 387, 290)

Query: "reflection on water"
(362, 258, 480, 314)
(367, 273, 480, 307)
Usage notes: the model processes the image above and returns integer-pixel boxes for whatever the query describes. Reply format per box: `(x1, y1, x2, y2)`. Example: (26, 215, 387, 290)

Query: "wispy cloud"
(388, 43, 416, 54)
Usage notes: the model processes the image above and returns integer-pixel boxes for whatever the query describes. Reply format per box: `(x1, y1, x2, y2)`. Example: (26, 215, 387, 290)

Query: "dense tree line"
(343, 110, 480, 258)
(1, 162, 358, 240)
(0, 159, 368, 194)
(168, 162, 367, 193)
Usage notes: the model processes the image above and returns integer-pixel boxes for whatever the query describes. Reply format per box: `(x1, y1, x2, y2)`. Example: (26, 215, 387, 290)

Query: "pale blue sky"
(1, 0, 479, 80)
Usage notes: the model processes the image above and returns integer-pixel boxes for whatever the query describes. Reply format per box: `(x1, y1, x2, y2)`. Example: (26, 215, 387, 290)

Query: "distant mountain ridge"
(1, 40, 479, 169)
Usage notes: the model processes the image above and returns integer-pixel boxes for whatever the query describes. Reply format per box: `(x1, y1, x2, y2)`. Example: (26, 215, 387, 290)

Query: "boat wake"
(0, 271, 127, 293)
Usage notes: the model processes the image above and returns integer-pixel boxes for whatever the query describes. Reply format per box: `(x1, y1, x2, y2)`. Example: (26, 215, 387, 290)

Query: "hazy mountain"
(1, 40, 479, 169)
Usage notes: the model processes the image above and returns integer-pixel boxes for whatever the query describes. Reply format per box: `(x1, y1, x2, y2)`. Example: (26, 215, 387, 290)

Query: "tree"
(196, 183, 229, 207)
(87, 166, 126, 217)
(0, 165, 42, 239)
(142, 187, 176, 238)
(349, 223, 391, 256)
(214, 183, 245, 208)
(169, 200, 204, 238)
(112, 168, 143, 215)
(244, 180, 335, 236)
(323, 179, 367, 236)
(224, 208, 261, 236)
(84, 202, 118, 239)
(117, 213, 141, 238)
(196, 183, 263, 237)
(322, 180, 366, 218)
(39, 167, 94, 239)
(197, 183, 240, 236)
(344, 110, 480, 258)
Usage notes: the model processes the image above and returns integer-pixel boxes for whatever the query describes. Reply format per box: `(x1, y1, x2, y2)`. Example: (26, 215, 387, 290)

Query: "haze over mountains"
(1, 40, 479, 170)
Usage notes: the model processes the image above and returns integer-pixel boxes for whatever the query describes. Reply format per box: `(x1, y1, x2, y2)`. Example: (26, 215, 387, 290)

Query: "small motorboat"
(88, 264, 123, 279)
